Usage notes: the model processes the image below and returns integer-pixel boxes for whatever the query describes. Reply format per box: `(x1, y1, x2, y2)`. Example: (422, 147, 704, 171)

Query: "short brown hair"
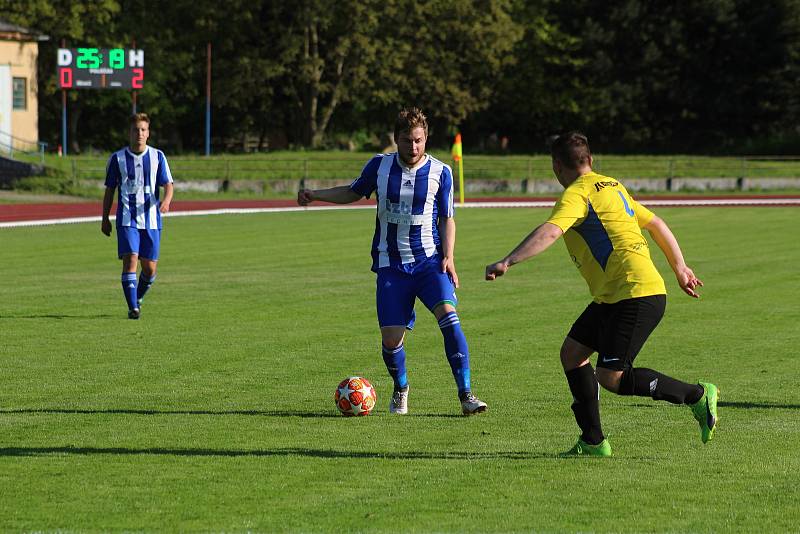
(130, 112, 150, 126)
(394, 107, 428, 140)
(550, 131, 591, 169)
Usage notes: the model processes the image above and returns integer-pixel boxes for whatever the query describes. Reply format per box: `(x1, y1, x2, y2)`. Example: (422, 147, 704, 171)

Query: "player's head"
(550, 131, 592, 186)
(129, 113, 150, 152)
(394, 107, 428, 167)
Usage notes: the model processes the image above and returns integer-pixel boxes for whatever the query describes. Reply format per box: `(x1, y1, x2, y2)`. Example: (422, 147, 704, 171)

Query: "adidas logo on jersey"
(402, 179, 413, 188)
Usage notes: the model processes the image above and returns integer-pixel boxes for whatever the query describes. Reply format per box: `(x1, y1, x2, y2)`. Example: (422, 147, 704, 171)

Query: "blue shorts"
(376, 256, 458, 329)
(117, 227, 161, 260)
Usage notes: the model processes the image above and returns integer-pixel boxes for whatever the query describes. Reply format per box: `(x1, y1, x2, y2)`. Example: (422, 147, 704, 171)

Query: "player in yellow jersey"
(485, 132, 718, 456)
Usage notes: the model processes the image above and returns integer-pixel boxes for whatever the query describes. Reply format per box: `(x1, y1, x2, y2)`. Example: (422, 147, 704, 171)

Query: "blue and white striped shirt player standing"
(350, 151, 453, 273)
(105, 146, 173, 230)
(102, 113, 174, 320)
(297, 107, 487, 416)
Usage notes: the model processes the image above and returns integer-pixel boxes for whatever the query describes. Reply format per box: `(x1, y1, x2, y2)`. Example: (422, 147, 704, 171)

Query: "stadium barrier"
(12, 155, 800, 193)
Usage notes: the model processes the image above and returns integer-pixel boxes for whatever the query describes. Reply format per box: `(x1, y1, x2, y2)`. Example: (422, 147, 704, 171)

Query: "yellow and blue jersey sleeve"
(546, 181, 588, 232)
(631, 198, 656, 228)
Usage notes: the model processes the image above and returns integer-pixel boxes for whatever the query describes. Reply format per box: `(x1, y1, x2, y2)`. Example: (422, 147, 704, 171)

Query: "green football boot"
(690, 382, 719, 444)
(563, 437, 612, 457)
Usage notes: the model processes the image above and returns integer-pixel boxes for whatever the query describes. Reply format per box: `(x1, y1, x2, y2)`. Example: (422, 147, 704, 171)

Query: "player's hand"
(160, 200, 171, 213)
(485, 260, 510, 281)
(297, 189, 314, 206)
(101, 218, 112, 236)
(676, 265, 703, 298)
(441, 256, 459, 288)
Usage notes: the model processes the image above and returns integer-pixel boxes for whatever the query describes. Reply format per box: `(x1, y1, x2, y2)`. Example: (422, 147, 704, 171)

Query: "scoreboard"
(57, 48, 144, 89)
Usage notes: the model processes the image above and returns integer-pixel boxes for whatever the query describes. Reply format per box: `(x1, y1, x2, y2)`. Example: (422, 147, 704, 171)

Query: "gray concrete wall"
(79, 176, 800, 194)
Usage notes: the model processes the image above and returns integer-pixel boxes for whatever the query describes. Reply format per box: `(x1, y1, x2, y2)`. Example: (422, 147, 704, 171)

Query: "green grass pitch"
(0, 206, 797, 532)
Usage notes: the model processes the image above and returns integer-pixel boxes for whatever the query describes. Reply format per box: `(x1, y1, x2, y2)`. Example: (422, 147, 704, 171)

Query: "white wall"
(0, 65, 11, 153)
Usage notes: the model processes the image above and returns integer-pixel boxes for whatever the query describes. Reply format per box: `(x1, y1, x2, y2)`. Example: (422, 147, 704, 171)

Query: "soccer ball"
(335, 376, 377, 416)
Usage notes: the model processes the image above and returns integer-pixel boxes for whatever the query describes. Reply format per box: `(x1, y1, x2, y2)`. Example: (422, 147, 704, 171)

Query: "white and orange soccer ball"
(335, 376, 377, 416)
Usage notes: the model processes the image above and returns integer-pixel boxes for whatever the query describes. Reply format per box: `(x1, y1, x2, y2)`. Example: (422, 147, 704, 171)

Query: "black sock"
(623, 368, 703, 405)
(565, 365, 604, 445)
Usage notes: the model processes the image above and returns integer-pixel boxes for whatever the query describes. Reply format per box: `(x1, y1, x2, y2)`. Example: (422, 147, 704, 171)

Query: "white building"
(0, 20, 48, 153)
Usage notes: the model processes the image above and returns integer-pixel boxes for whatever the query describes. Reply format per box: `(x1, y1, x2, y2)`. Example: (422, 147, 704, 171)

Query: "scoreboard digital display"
(57, 48, 144, 89)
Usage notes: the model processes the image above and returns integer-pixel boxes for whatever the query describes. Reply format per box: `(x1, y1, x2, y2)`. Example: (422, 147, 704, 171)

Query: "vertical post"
(458, 158, 464, 206)
(527, 158, 532, 193)
(205, 42, 212, 156)
(61, 39, 67, 156)
(451, 133, 464, 205)
(61, 90, 67, 156)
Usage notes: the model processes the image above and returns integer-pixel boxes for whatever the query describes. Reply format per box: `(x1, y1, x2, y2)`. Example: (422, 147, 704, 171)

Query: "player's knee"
(615, 367, 635, 396)
(596, 367, 623, 393)
(433, 302, 456, 320)
(560, 342, 587, 371)
(381, 332, 405, 349)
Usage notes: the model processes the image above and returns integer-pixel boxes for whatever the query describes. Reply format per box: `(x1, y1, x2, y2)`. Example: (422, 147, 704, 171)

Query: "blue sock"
(137, 273, 156, 302)
(121, 272, 138, 310)
(438, 311, 471, 393)
(382, 343, 408, 390)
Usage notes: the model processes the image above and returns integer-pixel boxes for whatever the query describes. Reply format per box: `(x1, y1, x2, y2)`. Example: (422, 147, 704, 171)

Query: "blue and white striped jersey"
(350, 153, 454, 273)
(105, 146, 173, 229)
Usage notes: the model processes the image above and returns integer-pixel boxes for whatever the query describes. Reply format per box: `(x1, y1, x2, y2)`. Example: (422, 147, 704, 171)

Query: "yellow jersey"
(545, 172, 666, 303)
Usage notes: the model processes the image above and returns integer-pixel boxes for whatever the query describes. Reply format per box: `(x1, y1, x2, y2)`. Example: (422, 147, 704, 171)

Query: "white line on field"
(1, 197, 798, 228)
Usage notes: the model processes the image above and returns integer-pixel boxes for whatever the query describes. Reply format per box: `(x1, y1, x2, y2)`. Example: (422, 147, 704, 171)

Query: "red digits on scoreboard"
(132, 68, 144, 89)
(60, 67, 73, 88)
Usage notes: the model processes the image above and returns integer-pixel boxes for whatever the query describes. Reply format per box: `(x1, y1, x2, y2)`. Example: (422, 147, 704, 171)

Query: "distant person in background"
(101, 113, 174, 319)
(485, 131, 718, 456)
(297, 107, 488, 416)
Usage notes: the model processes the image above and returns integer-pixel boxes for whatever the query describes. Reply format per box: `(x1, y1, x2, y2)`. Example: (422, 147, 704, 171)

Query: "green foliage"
(3, 0, 800, 153)
(0, 207, 799, 531)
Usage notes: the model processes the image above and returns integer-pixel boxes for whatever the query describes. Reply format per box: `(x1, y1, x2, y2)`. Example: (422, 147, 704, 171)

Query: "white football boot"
(389, 387, 409, 415)
(460, 392, 488, 415)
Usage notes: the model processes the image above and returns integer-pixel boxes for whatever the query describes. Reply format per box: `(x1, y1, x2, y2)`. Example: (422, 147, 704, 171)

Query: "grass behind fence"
(16, 151, 800, 182)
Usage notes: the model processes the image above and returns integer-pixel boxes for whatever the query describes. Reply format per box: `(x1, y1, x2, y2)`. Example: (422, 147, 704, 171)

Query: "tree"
(368, 0, 523, 144)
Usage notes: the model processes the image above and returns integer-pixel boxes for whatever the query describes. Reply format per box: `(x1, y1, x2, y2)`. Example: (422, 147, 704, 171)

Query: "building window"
(12, 77, 27, 110)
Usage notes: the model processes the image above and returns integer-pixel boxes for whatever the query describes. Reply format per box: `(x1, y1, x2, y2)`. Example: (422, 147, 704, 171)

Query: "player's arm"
(644, 215, 703, 298)
(297, 186, 361, 205)
(438, 216, 459, 288)
(157, 152, 174, 213)
(101, 185, 115, 236)
(160, 182, 174, 213)
(102, 155, 120, 236)
(485, 222, 563, 280)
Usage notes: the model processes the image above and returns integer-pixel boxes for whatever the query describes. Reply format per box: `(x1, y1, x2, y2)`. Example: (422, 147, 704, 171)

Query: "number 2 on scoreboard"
(132, 68, 144, 89)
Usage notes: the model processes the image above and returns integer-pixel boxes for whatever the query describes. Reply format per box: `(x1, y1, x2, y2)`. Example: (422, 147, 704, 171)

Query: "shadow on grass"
(1, 408, 340, 418)
(627, 401, 800, 410)
(0, 445, 569, 460)
(717, 401, 800, 410)
(0, 314, 114, 319)
(0, 408, 466, 419)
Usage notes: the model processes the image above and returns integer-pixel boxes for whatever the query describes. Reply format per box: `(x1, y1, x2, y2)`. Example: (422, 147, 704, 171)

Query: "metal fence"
(0, 131, 47, 164)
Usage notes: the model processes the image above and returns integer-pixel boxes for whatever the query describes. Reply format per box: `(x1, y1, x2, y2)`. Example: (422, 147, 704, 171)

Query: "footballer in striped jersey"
(298, 107, 487, 416)
(101, 113, 174, 319)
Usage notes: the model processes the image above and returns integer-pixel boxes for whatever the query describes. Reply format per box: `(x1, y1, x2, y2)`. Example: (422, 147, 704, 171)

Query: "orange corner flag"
(451, 133, 463, 162)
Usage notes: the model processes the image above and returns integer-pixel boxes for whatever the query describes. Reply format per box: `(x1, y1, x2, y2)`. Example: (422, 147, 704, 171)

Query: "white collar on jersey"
(395, 153, 429, 173)
(126, 146, 150, 158)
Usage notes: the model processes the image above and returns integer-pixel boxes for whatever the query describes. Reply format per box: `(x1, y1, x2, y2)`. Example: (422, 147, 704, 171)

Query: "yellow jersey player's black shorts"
(567, 294, 666, 371)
